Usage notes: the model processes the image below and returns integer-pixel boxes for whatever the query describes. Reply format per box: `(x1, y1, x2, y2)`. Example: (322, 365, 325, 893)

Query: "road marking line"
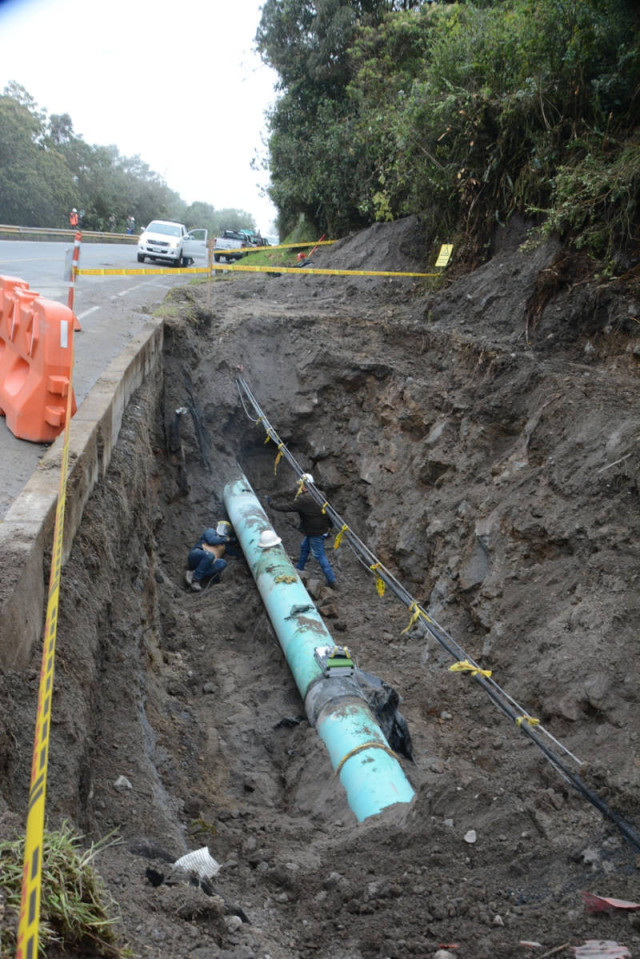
(116, 278, 175, 295)
(77, 306, 100, 320)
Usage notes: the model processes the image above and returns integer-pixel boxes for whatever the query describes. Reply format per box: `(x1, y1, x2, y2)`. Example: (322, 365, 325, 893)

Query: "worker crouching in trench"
(185, 520, 239, 592)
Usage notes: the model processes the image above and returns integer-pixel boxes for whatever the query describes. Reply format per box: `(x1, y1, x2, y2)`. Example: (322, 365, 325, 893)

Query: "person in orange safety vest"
(69, 208, 79, 229)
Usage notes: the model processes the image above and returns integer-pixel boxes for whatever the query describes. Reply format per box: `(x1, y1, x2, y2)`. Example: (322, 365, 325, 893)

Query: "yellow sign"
(435, 244, 454, 268)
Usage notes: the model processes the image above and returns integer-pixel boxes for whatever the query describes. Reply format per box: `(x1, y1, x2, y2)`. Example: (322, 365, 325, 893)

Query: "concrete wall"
(0, 318, 163, 670)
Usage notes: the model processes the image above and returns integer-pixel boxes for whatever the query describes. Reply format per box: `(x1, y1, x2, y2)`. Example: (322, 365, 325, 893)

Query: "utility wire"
(235, 375, 640, 853)
(185, 382, 211, 471)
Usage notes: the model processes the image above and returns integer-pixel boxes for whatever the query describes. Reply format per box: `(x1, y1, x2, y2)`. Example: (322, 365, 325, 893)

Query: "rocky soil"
(2, 215, 640, 959)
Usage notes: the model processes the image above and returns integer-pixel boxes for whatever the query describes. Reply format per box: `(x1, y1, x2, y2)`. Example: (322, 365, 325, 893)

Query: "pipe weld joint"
(304, 676, 368, 728)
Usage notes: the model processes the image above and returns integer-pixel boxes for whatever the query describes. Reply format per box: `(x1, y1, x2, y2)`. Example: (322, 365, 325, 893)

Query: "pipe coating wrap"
(316, 700, 415, 822)
(223, 469, 415, 821)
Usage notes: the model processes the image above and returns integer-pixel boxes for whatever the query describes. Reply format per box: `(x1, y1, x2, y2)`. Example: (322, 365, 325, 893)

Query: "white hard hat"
(72, 208, 77, 212)
(216, 520, 232, 536)
(257, 529, 282, 549)
(301, 473, 314, 485)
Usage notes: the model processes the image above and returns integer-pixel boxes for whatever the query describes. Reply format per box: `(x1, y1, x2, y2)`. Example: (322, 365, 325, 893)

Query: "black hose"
(235, 376, 640, 853)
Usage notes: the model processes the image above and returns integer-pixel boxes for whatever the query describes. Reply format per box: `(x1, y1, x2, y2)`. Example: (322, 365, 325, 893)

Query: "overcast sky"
(0, 0, 279, 233)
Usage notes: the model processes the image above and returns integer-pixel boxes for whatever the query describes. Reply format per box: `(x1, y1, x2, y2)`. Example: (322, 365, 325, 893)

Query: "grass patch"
(0, 822, 134, 958)
(240, 243, 315, 270)
(151, 301, 183, 321)
(238, 217, 328, 270)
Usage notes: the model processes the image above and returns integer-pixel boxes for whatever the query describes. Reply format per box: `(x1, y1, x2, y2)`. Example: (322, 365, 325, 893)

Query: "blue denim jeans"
(296, 535, 336, 585)
(188, 549, 227, 583)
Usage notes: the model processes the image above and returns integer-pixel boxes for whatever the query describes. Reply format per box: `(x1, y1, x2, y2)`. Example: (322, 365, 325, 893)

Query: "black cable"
(185, 382, 211, 471)
(235, 376, 640, 852)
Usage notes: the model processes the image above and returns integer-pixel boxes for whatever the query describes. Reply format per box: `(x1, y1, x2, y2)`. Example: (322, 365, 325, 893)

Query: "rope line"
(235, 375, 640, 853)
(335, 741, 398, 776)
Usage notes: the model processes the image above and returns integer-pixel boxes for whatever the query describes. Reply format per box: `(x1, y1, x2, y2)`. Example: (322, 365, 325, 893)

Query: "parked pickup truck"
(138, 220, 208, 267)
(238, 229, 270, 247)
(213, 230, 249, 263)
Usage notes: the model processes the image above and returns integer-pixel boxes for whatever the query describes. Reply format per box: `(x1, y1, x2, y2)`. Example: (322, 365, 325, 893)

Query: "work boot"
(190, 581, 202, 592)
(185, 570, 194, 586)
(327, 581, 339, 591)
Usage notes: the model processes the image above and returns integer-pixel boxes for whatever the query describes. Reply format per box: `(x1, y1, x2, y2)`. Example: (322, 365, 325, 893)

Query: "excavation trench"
(2, 221, 640, 959)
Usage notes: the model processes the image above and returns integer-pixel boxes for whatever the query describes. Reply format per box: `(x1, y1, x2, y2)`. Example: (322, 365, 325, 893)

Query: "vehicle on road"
(138, 220, 208, 267)
(213, 230, 249, 263)
(238, 229, 269, 247)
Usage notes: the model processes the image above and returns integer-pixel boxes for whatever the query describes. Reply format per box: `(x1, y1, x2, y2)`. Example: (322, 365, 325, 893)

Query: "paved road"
(0, 239, 193, 518)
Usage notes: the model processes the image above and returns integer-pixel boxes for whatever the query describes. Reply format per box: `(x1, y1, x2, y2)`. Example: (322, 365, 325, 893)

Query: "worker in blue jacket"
(185, 521, 238, 592)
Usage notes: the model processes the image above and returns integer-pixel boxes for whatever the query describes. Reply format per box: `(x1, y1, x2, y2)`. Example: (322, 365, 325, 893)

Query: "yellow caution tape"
(274, 443, 285, 475)
(294, 477, 305, 500)
(211, 240, 337, 254)
(370, 562, 386, 597)
(241, 240, 337, 252)
(17, 333, 76, 959)
(76, 264, 442, 279)
(274, 575, 297, 584)
(75, 238, 453, 279)
(333, 524, 349, 549)
(516, 715, 540, 727)
(402, 601, 421, 634)
(449, 659, 493, 678)
(320, 500, 329, 515)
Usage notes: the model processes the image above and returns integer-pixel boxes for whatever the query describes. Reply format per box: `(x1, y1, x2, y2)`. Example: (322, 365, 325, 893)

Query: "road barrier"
(0, 223, 137, 242)
(0, 275, 77, 443)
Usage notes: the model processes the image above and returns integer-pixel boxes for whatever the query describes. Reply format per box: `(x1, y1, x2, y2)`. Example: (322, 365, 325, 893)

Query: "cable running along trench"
(235, 375, 640, 853)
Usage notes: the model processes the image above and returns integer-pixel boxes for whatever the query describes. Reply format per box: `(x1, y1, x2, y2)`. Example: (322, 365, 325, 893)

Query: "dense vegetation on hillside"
(0, 82, 254, 235)
(257, 0, 640, 264)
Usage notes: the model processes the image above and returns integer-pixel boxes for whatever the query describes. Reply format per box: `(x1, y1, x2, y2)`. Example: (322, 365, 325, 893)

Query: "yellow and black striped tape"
(16, 342, 75, 959)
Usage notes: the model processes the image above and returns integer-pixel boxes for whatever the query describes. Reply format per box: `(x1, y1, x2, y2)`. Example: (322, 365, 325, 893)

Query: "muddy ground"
(2, 215, 640, 959)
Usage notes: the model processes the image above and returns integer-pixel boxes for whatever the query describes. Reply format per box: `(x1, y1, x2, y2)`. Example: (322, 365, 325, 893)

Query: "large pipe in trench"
(223, 470, 415, 822)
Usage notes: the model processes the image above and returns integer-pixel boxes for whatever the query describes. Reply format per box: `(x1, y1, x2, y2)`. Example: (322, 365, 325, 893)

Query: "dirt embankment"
(2, 216, 640, 959)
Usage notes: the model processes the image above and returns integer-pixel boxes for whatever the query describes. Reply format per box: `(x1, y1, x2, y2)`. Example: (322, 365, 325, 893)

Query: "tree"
(48, 113, 75, 146)
(257, 0, 640, 259)
(0, 88, 75, 225)
(0, 84, 257, 234)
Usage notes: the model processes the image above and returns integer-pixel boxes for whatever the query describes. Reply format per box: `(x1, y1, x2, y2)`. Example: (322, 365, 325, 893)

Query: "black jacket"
(270, 490, 332, 536)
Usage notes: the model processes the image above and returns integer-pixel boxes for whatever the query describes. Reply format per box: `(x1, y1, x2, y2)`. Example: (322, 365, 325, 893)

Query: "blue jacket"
(193, 528, 229, 551)
(192, 528, 240, 558)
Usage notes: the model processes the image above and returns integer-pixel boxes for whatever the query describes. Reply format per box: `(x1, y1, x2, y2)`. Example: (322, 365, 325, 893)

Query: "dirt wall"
(2, 220, 640, 959)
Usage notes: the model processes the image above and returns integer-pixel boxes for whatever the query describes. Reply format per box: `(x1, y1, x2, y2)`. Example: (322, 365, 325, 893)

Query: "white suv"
(137, 220, 208, 267)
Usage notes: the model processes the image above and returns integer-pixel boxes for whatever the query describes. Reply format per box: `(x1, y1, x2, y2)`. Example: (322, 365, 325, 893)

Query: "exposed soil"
(2, 215, 640, 959)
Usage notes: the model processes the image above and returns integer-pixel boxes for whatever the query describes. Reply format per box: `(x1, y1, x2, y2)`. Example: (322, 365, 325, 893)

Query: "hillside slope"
(2, 216, 640, 959)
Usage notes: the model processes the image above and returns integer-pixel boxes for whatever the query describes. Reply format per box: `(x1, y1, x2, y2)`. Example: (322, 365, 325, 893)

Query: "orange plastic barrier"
(0, 275, 77, 442)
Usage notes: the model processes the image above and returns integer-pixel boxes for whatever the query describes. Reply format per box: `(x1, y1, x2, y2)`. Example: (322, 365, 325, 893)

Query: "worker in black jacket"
(267, 474, 337, 589)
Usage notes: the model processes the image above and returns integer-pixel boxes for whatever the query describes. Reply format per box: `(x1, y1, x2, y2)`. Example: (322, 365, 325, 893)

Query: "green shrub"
(0, 822, 132, 958)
